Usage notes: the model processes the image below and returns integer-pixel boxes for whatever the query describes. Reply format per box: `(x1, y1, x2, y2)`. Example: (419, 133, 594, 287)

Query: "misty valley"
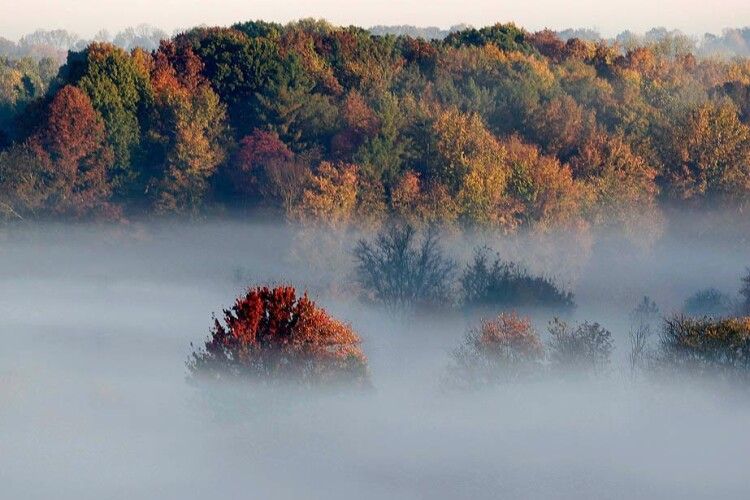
(3, 14, 750, 500)
(1, 217, 750, 499)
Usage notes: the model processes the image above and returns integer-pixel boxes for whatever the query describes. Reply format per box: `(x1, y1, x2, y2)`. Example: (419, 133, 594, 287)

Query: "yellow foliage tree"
(667, 101, 750, 204)
(432, 108, 515, 229)
(503, 135, 587, 231)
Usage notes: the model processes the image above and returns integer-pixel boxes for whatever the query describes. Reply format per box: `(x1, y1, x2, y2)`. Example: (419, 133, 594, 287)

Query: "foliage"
(292, 161, 362, 228)
(655, 315, 750, 380)
(570, 130, 660, 232)
(390, 171, 459, 227)
(353, 224, 456, 310)
(0, 20, 750, 225)
(547, 318, 613, 375)
(431, 108, 515, 228)
(0, 56, 55, 140)
(188, 285, 369, 387)
(66, 43, 153, 196)
(184, 28, 310, 138)
(682, 288, 735, 317)
(446, 312, 544, 388)
(444, 23, 535, 54)
(0, 142, 48, 219)
(230, 129, 294, 196)
(461, 247, 575, 310)
(665, 101, 750, 204)
(29, 85, 117, 218)
(503, 135, 585, 229)
(154, 86, 228, 213)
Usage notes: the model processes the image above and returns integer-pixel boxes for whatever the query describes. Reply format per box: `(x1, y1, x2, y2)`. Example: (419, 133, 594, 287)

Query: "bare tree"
(548, 318, 613, 376)
(628, 296, 659, 378)
(353, 224, 456, 311)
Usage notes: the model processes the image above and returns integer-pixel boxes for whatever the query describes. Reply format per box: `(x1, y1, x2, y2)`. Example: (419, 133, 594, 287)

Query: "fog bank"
(1, 219, 749, 499)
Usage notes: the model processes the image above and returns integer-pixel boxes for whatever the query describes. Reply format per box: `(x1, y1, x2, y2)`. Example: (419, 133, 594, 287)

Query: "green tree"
(65, 43, 153, 197)
(184, 28, 310, 137)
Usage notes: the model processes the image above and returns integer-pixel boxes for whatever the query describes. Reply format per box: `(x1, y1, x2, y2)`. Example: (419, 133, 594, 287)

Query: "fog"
(2, 217, 750, 499)
(3, 0, 750, 40)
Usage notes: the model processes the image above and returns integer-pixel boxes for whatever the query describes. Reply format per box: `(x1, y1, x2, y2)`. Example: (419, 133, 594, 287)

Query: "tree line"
(1, 20, 750, 230)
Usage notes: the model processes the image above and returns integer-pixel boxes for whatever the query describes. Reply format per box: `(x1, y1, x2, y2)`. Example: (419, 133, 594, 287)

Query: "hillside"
(0, 20, 749, 231)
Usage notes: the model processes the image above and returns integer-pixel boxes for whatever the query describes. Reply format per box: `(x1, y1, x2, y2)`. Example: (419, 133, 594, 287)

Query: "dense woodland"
(1, 20, 750, 232)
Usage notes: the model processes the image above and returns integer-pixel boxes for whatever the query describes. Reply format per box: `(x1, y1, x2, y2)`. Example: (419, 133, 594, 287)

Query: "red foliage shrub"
(475, 313, 545, 362)
(446, 312, 544, 388)
(189, 286, 369, 387)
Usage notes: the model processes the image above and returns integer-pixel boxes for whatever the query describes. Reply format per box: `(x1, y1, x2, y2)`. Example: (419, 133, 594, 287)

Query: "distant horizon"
(1, 0, 749, 41)
(3, 19, 750, 44)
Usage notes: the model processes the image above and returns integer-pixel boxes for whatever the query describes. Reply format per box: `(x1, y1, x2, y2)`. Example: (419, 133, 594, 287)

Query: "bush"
(446, 312, 545, 388)
(547, 318, 612, 375)
(188, 286, 369, 387)
(740, 268, 750, 315)
(354, 224, 456, 310)
(655, 315, 750, 380)
(682, 288, 734, 317)
(461, 247, 574, 310)
(628, 296, 660, 376)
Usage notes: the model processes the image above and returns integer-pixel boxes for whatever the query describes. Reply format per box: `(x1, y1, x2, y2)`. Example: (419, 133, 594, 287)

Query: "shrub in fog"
(682, 288, 734, 317)
(547, 318, 612, 375)
(740, 268, 750, 315)
(461, 247, 574, 311)
(446, 312, 545, 388)
(655, 315, 750, 380)
(353, 224, 456, 310)
(188, 286, 369, 387)
(628, 296, 659, 376)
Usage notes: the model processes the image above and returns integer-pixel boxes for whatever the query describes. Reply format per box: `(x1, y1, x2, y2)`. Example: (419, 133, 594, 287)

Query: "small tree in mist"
(188, 286, 369, 387)
(445, 312, 545, 389)
(655, 315, 750, 381)
(682, 288, 735, 318)
(547, 318, 612, 376)
(353, 224, 456, 310)
(740, 268, 750, 315)
(628, 296, 659, 377)
(461, 247, 574, 311)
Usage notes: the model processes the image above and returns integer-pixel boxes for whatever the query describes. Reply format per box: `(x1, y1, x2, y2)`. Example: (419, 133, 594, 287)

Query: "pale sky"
(1, 0, 749, 40)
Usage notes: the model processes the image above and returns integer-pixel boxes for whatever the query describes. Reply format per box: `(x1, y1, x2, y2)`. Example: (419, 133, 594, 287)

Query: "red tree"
(230, 129, 299, 203)
(189, 286, 370, 386)
(32, 85, 117, 218)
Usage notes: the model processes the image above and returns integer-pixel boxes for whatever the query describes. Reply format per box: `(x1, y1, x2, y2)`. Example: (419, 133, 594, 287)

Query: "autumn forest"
(5, 16, 750, 499)
(1, 20, 749, 233)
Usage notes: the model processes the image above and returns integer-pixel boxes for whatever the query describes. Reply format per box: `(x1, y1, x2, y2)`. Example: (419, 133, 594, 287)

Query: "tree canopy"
(0, 19, 749, 228)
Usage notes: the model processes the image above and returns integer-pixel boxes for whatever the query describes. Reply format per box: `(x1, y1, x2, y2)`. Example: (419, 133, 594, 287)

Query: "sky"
(1, 0, 749, 40)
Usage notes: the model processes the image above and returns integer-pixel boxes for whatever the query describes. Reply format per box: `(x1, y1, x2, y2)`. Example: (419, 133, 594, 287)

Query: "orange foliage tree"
(503, 135, 587, 231)
(30, 85, 118, 218)
(230, 129, 310, 211)
(666, 101, 750, 204)
(446, 312, 545, 388)
(570, 130, 661, 237)
(147, 42, 228, 213)
(189, 286, 370, 386)
(390, 170, 459, 227)
(293, 161, 386, 228)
